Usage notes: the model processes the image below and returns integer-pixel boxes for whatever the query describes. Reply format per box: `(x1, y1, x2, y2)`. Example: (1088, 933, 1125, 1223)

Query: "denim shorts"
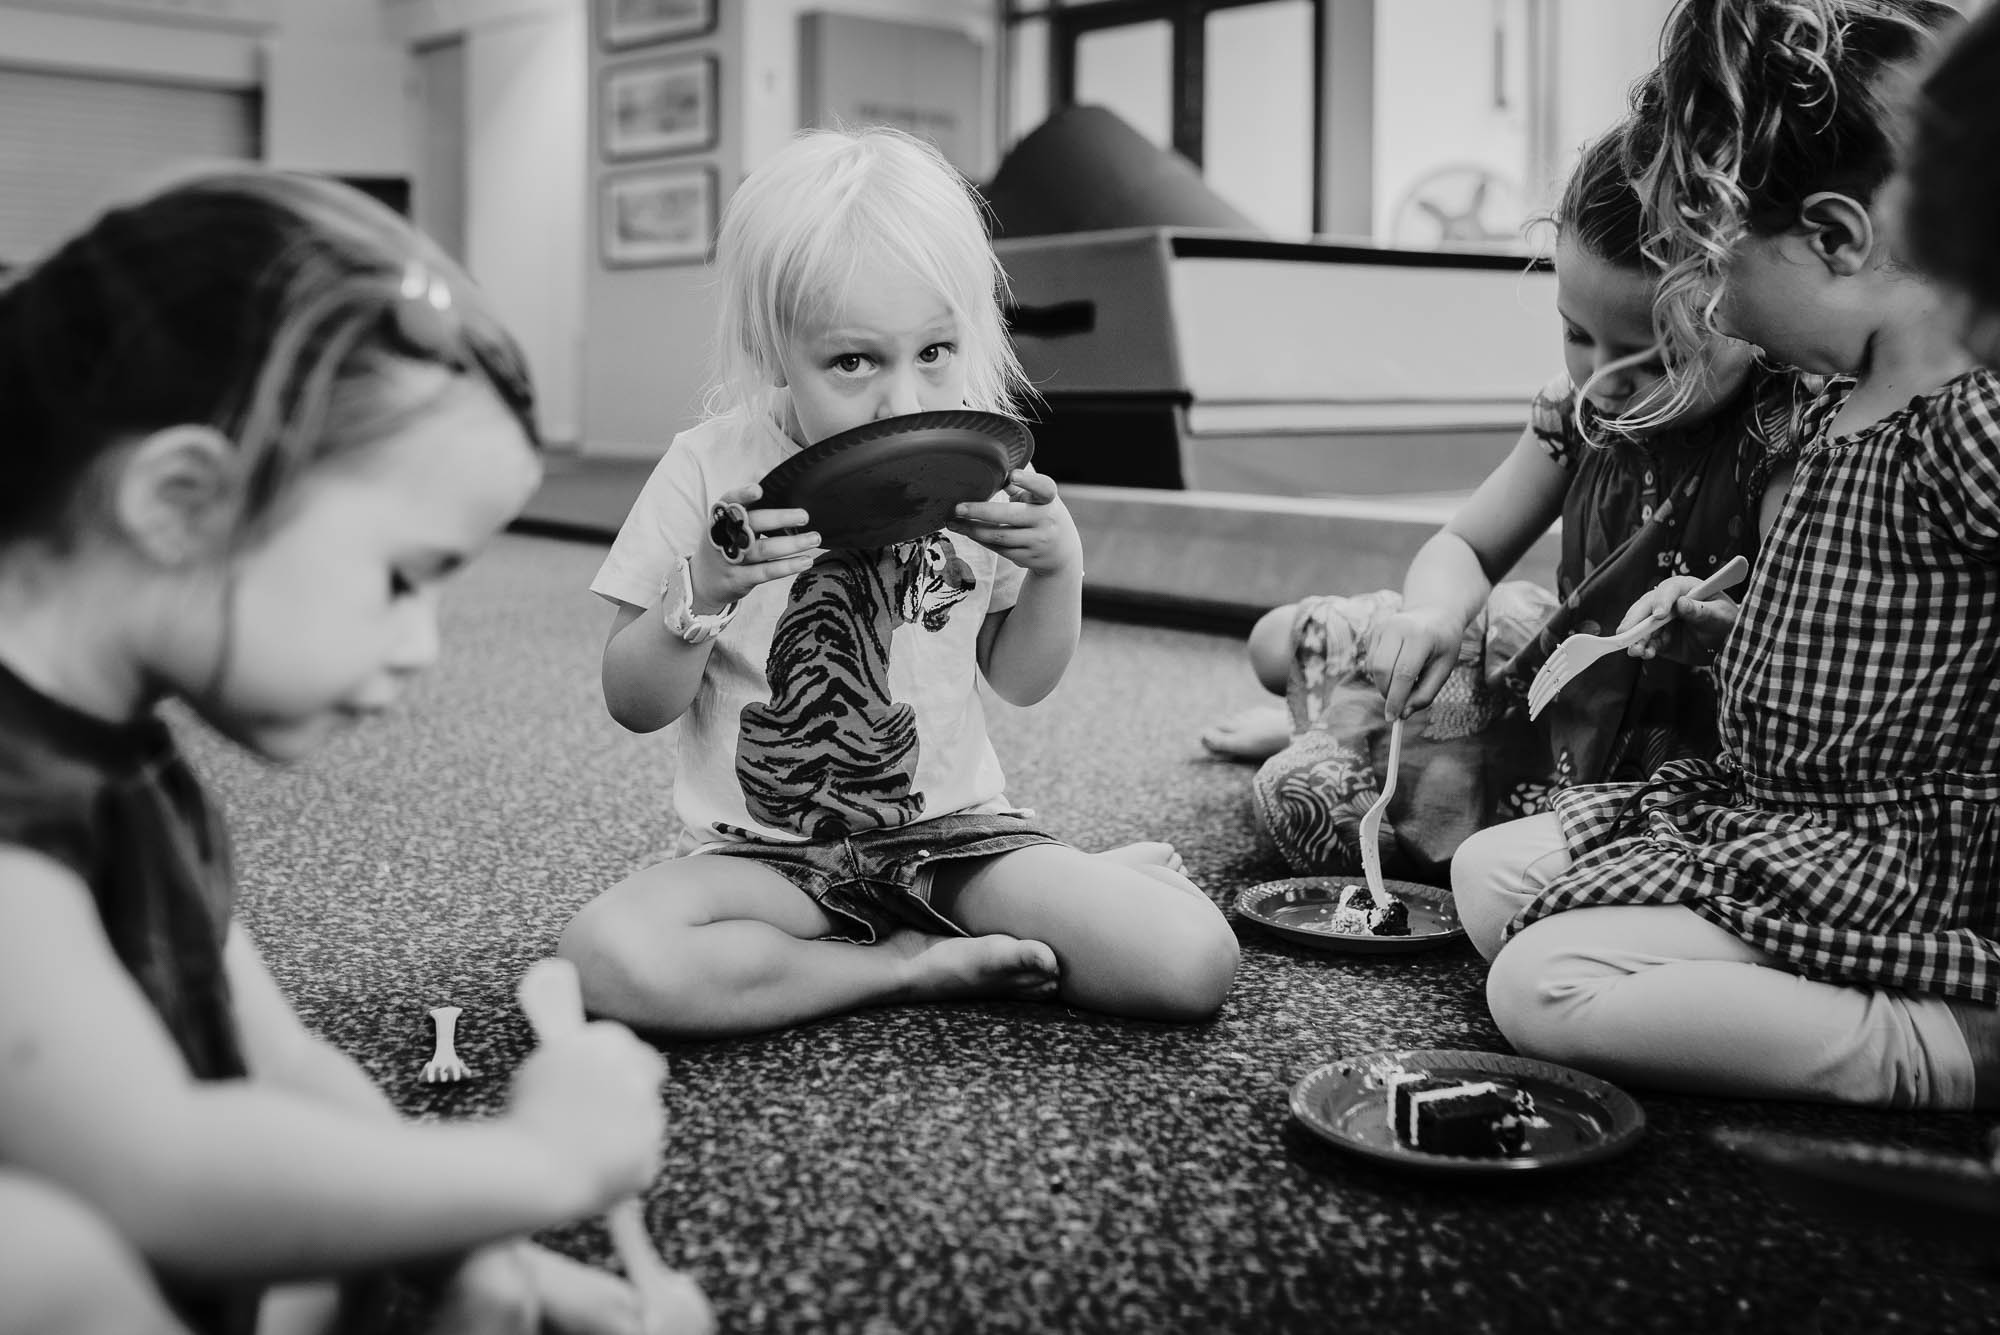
(698, 810, 1061, 943)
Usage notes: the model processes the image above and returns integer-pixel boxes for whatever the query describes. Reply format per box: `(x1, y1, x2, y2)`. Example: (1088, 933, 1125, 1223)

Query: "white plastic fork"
(420, 1005, 472, 1083)
(1527, 553, 1749, 721)
(1357, 717, 1404, 898)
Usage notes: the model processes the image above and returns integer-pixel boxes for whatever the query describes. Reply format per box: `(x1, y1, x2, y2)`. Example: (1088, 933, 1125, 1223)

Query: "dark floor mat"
(182, 534, 1998, 1334)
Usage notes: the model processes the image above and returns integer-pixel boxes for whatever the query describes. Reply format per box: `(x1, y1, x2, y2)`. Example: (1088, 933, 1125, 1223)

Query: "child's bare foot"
(1101, 841, 1186, 875)
(888, 930, 1059, 1002)
(1199, 703, 1291, 761)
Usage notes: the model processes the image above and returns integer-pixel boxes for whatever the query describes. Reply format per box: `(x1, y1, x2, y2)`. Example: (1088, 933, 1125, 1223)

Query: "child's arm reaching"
(952, 469, 1085, 706)
(227, 928, 674, 1321)
(601, 481, 824, 733)
(1370, 427, 1571, 717)
(0, 845, 664, 1283)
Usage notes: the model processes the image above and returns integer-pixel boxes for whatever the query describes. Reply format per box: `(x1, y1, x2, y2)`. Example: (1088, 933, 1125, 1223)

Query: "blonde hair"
(703, 127, 1026, 426)
(1614, 0, 1956, 432)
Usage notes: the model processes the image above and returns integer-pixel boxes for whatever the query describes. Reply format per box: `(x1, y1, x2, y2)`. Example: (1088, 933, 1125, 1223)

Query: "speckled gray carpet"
(179, 533, 1998, 1334)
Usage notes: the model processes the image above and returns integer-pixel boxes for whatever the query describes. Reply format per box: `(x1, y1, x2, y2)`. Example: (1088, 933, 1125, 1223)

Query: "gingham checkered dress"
(1514, 370, 2000, 1002)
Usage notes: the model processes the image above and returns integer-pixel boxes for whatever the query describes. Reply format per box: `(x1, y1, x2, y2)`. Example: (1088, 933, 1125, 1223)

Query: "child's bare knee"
(1450, 835, 1517, 962)
(1146, 901, 1241, 1020)
(557, 900, 683, 1023)
(0, 1175, 182, 1335)
(1181, 925, 1241, 1018)
(555, 897, 618, 975)
(1247, 603, 1300, 694)
(1485, 928, 1589, 1063)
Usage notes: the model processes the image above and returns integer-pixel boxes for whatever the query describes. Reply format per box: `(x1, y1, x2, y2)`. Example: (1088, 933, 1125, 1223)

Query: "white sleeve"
(589, 435, 713, 610)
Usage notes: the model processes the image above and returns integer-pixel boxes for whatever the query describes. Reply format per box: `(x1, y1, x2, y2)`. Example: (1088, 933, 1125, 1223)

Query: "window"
(1004, 0, 1679, 253)
(1036, 0, 1319, 235)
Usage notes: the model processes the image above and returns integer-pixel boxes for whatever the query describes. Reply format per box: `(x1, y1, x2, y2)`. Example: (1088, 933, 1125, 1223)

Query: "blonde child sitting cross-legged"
(559, 127, 1239, 1039)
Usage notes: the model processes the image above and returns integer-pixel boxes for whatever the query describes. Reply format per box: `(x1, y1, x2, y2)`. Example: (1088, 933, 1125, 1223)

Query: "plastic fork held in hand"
(1527, 554, 1750, 721)
(518, 960, 714, 1335)
(420, 1005, 471, 1084)
(1357, 717, 1404, 899)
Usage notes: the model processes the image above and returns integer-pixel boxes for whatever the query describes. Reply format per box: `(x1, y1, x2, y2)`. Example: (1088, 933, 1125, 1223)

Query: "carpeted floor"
(180, 532, 1998, 1334)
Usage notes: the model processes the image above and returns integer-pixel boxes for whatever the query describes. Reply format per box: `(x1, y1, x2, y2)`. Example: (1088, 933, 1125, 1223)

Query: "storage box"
(997, 227, 1559, 497)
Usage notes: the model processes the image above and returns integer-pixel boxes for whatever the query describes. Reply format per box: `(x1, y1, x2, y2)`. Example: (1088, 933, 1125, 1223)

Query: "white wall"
(0, 2, 259, 83)
(389, 0, 560, 33)
(393, 0, 591, 445)
(740, 0, 997, 176)
(1547, 0, 1674, 180)
(460, 6, 584, 445)
(263, 0, 408, 175)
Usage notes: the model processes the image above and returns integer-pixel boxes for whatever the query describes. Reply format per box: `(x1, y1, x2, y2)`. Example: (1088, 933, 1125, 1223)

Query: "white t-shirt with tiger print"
(591, 408, 1028, 853)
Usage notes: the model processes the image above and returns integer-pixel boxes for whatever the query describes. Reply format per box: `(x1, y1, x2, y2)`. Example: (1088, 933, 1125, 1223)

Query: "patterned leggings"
(1452, 814, 1979, 1109)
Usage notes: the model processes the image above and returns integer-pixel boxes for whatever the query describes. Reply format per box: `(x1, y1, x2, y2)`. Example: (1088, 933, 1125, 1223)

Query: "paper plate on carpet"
(756, 409, 1034, 550)
(1236, 876, 1465, 953)
(1291, 1048, 1645, 1175)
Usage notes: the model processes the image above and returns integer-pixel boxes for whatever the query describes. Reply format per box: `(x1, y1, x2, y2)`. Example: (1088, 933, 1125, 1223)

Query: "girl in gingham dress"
(1451, 0, 1999, 1108)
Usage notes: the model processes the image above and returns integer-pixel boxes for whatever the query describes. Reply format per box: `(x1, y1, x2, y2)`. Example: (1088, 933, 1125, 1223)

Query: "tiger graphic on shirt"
(736, 533, 978, 838)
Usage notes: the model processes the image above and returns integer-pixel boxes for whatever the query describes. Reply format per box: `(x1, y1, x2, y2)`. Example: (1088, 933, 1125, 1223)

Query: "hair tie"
(391, 260, 464, 367)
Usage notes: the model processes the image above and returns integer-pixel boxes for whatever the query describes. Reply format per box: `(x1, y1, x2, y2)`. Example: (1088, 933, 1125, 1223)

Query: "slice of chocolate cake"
(1331, 884, 1412, 937)
(1390, 1075, 1549, 1157)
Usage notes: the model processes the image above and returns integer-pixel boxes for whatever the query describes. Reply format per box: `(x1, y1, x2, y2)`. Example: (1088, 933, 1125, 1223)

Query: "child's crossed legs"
(1454, 815, 1982, 1108)
(560, 842, 1237, 1039)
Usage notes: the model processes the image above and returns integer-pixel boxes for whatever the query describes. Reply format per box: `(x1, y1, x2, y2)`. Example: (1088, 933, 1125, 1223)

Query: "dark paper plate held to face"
(755, 409, 1035, 551)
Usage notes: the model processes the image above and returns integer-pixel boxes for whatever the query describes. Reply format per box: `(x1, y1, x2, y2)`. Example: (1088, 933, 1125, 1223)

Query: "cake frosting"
(1385, 1072, 1550, 1157)
(1326, 883, 1411, 936)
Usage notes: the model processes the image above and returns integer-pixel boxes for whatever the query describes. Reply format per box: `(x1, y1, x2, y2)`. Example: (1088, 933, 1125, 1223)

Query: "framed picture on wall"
(601, 164, 715, 268)
(602, 54, 717, 160)
(600, 0, 715, 50)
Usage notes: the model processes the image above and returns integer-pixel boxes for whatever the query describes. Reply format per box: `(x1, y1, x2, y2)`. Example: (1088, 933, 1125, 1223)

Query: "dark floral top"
(1499, 364, 1818, 787)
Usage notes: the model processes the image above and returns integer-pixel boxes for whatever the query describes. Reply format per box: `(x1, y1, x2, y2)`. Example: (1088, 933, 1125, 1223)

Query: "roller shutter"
(0, 63, 257, 266)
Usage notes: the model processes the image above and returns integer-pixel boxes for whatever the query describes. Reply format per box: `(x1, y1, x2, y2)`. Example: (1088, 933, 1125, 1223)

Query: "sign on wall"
(599, 0, 714, 50)
(602, 52, 717, 159)
(798, 12, 988, 181)
(600, 163, 713, 268)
